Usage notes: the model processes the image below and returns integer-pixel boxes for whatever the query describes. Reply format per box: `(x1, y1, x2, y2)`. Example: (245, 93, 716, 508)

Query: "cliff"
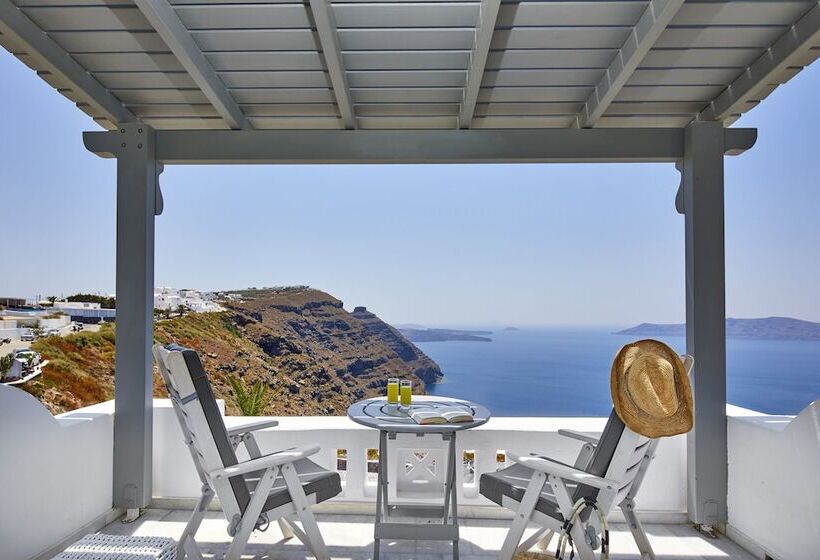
(19, 287, 442, 415)
(349, 307, 442, 384)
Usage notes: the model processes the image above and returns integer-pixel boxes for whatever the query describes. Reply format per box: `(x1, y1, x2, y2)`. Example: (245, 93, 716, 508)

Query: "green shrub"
(221, 315, 241, 338)
(0, 353, 14, 379)
(226, 374, 273, 416)
(66, 294, 116, 309)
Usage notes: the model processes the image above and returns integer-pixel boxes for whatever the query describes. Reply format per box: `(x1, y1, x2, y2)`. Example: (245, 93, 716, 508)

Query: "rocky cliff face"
(20, 287, 442, 416)
(350, 306, 442, 386)
(211, 289, 443, 414)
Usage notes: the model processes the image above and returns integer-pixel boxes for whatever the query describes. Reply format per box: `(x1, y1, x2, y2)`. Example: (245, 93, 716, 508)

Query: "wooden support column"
(110, 124, 159, 511)
(682, 121, 727, 527)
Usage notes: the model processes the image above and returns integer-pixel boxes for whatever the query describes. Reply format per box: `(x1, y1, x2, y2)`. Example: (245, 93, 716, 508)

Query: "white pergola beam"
(699, 3, 820, 123)
(132, 0, 250, 130)
(308, 0, 356, 129)
(0, 0, 134, 126)
(459, 0, 501, 128)
(84, 128, 757, 165)
(579, 0, 685, 128)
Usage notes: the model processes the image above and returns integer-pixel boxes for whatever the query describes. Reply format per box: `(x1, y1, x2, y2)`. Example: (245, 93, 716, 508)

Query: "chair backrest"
(573, 354, 694, 512)
(153, 344, 252, 521)
(570, 410, 646, 511)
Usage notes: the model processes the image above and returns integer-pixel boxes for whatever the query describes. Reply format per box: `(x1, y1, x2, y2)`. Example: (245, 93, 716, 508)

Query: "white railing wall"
(151, 400, 688, 517)
(0, 386, 116, 560)
(726, 401, 820, 560)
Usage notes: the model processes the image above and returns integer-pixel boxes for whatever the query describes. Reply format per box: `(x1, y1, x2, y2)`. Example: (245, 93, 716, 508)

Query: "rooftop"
(1, 0, 818, 131)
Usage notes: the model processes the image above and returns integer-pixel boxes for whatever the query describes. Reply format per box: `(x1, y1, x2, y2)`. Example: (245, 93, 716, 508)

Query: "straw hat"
(611, 339, 693, 438)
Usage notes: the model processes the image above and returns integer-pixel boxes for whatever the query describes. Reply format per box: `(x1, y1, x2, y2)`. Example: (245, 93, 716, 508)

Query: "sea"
(419, 327, 820, 417)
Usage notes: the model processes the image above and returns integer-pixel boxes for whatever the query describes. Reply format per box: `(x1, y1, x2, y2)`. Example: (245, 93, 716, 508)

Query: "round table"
(347, 396, 491, 560)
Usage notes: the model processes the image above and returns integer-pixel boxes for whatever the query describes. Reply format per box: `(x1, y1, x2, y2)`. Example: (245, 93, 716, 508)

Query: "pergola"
(2, 0, 818, 531)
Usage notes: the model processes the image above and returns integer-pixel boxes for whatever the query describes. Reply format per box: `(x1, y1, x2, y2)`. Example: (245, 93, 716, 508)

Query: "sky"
(1, 49, 819, 328)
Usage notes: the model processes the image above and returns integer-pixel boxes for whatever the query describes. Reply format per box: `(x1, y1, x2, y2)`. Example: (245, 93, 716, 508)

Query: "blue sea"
(419, 328, 820, 417)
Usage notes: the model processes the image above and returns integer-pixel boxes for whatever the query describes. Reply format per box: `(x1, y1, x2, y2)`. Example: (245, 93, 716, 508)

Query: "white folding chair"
(480, 356, 694, 560)
(153, 344, 342, 560)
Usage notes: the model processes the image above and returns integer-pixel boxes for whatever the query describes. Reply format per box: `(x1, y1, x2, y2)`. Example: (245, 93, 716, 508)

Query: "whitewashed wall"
(727, 402, 820, 560)
(39, 316, 71, 330)
(0, 327, 22, 340)
(0, 386, 115, 560)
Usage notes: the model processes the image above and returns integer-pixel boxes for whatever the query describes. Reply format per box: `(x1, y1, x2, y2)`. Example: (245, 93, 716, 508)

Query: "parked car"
(0, 337, 11, 345)
(70, 322, 84, 332)
(46, 328, 61, 337)
(20, 330, 35, 342)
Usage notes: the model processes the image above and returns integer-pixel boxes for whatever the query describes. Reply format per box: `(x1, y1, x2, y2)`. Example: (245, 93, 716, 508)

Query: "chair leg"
(282, 462, 330, 560)
(182, 538, 205, 560)
(177, 484, 213, 560)
(621, 499, 656, 560)
(225, 466, 280, 560)
(499, 472, 546, 560)
(567, 522, 597, 560)
(547, 474, 596, 560)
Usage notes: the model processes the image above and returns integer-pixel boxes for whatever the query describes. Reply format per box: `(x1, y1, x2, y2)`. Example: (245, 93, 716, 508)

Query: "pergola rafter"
(0, 0, 134, 126)
(131, 0, 250, 130)
(699, 3, 820, 124)
(459, 0, 501, 128)
(578, 0, 685, 128)
(308, 0, 356, 129)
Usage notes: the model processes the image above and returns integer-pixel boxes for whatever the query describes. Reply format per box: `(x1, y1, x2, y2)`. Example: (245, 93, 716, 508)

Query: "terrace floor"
(94, 509, 755, 560)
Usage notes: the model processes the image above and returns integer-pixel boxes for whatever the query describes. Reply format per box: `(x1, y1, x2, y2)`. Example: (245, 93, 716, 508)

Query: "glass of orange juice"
(400, 380, 412, 407)
(387, 378, 399, 404)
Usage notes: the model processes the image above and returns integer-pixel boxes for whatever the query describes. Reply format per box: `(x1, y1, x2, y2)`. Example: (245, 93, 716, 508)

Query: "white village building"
(153, 287, 223, 313)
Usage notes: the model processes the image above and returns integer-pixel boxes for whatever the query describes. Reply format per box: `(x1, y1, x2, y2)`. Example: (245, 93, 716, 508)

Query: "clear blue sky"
(1, 49, 818, 327)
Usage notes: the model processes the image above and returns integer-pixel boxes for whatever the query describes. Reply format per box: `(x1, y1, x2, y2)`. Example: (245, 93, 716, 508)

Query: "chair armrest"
(557, 429, 600, 446)
(209, 445, 320, 480)
(508, 452, 618, 492)
(226, 419, 279, 438)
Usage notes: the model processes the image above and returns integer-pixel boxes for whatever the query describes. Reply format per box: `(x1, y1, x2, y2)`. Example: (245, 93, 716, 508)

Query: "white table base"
(374, 429, 460, 560)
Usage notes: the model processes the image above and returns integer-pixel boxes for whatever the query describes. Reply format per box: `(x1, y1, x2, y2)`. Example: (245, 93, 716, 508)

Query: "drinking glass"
(400, 380, 412, 407)
(387, 378, 399, 404)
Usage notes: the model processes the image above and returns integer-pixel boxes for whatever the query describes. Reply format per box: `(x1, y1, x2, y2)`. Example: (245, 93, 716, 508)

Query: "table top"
(347, 395, 491, 433)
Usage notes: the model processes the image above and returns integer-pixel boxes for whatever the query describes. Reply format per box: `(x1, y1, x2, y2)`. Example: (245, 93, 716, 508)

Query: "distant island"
(504, 327, 520, 331)
(616, 317, 820, 341)
(393, 323, 426, 330)
(398, 327, 493, 343)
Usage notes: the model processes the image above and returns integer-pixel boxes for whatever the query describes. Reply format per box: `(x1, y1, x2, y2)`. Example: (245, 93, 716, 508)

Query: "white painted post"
(112, 124, 159, 510)
(682, 121, 727, 527)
